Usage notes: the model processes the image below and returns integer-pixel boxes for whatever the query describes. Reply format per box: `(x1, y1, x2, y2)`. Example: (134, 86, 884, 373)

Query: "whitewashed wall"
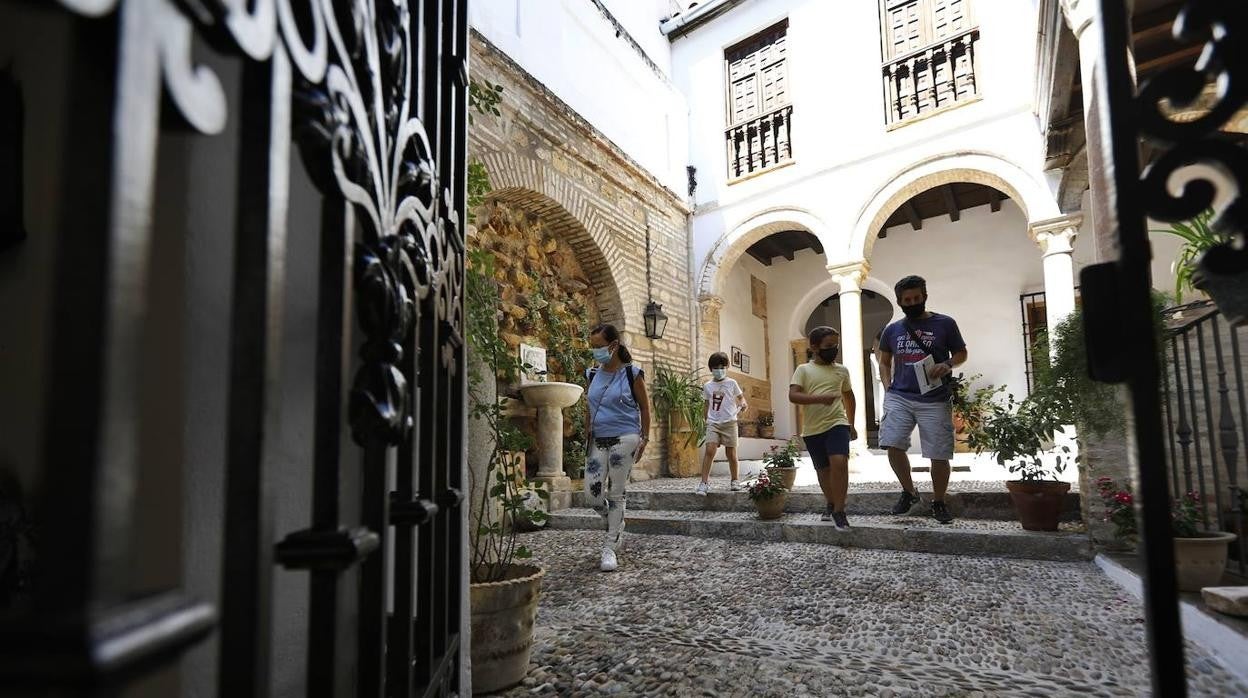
(470, 0, 689, 194)
(671, 0, 1053, 273)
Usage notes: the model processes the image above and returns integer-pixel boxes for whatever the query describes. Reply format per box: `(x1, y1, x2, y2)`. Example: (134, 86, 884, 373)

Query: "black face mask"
(818, 347, 840, 362)
(901, 301, 926, 319)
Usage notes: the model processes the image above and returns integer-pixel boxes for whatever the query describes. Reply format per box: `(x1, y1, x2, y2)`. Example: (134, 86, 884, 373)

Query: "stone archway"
(485, 186, 626, 328)
(696, 206, 834, 300)
(694, 206, 833, 373)
(476, 159, 633, 332)
(846, 151, 1062, 262)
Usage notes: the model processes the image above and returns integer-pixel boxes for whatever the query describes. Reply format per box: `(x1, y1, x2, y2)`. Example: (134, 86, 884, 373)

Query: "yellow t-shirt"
(790, 362, 851, 436)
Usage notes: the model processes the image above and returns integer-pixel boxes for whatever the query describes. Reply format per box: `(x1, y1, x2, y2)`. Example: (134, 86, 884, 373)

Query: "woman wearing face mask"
(582, 324, 651, 572)
(788, 326, 857, 530)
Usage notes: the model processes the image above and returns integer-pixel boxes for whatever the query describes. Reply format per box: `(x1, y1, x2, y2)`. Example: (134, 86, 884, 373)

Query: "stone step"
(548, 508, 1093, 562)
(569, 489, 1082, 521)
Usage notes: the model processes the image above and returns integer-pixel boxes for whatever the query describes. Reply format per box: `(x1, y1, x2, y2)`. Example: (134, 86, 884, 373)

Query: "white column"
(1030, 215, 1082, 348)
(1061, 0, 1134, 262)
(1031, 214, 1082, 469)
(829, 262, 870, 450)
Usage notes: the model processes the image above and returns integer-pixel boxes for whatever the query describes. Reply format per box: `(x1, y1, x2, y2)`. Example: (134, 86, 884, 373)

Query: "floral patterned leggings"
(584, 434, 640, 552)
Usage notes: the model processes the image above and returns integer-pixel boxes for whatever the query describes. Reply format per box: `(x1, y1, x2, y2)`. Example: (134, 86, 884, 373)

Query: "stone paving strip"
(629, 476, 1078, 495)
(548, 509, 1093, 562)
(502, 530, 1246, 697)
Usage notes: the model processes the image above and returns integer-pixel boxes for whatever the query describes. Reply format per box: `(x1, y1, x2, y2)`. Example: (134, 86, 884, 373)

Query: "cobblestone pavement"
(553, 508, 1087, 534)
(501, 531, 1244, 697)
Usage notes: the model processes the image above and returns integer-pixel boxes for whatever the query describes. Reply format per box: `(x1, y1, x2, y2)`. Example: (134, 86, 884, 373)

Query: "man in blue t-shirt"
(877, 275, 968, 524)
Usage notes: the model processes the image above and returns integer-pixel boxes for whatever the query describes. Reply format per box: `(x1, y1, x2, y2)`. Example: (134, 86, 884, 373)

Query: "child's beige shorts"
(705, 420, 738, 448)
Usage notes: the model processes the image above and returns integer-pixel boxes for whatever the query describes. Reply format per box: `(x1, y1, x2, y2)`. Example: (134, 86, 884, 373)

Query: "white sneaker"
(730, 479, 742, 491)
(695, 481, 710, 496)
(600, 548, 618, 572)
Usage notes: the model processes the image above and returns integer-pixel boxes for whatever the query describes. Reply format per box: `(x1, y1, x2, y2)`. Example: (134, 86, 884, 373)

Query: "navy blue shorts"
(803, 425, 851, 469)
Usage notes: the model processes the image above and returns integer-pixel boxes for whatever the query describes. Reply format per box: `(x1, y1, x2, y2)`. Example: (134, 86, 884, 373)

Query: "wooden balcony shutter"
(725, 20, 791, 177)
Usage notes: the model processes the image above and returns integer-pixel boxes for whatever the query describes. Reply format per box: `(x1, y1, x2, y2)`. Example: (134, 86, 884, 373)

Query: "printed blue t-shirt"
(880, 313, 966, 403)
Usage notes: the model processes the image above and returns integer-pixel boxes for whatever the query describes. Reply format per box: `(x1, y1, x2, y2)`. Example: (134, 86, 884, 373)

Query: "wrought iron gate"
(0, 0, 468, 695)
(1083, 1, 1246, 696)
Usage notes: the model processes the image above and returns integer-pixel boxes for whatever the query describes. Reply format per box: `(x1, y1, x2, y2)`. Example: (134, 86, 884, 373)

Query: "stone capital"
(1059, 0, 1096, 40)
(826, 261, 870, 293)
(1030, 215, 1082, 257)
(697, 293, 725, 310)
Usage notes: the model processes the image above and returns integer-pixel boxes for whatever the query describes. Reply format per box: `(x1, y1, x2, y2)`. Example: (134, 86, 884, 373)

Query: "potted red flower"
(1098, 477, 1238, 592)
(745, 473, 788, 520)
(761, 438, 801, 491)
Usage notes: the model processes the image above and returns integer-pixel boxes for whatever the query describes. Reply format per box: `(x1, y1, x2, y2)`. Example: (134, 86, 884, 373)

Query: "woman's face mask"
(711, 368, 727, 380)
(592, 345, 613, 364)
(818, 346, 840, 363)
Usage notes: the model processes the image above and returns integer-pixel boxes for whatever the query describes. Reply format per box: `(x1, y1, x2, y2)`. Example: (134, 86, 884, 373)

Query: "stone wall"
(468, 31, 695, 479)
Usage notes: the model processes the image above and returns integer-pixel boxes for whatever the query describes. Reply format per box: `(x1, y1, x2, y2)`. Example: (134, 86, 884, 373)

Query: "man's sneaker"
(695, 481, 710, 496)
(730, 479, 742, 491)
(932, 500, 954, 524)
(831, 511, 851, 531)
(600, 548, 618, 572)
(821, 504, 836, 522)
(891, 490, 922, 515)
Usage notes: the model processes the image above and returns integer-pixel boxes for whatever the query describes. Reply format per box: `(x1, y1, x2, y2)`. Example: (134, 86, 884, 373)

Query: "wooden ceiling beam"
(989, 188, 1002, 212)
(903, 200, 923, 230)
(942, 185, 961, 222)
(1137, 45, 1203, 77)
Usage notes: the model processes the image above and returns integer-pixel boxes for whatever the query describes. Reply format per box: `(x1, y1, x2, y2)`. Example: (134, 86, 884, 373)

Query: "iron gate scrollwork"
(0, 0, 468, 695)
(1084, 1, 1246, 696)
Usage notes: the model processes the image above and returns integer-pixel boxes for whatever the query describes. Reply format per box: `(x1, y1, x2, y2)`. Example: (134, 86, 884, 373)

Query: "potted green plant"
(740, 418, 759, 439)
(1097, 477, 1238, 592)
(466, 247, 549, 694)
(651, 363, 706, 478)
(761, 437, 801, 491)
(757, 410, 775, 439)
(949, 374, 1002, 454)
(966, 388, 1074, 531)
(745, 472, 789, 520)
(1154, 208, 1247, 325)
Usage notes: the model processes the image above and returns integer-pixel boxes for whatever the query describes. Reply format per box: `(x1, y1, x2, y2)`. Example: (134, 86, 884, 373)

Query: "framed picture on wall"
(731, 346, 742, 367)
(740, 354, 751, 374)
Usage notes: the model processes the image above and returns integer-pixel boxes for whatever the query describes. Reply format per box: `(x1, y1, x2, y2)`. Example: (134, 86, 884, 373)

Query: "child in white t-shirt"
(696, 352, 748, 495)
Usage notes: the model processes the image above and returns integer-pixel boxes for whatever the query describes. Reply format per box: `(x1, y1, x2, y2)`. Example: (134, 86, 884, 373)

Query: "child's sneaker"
(730, 479, 742, 491)
(600, 548, 618, 572)
(831, 511, 851, 531)
(695, 481, 710, 496)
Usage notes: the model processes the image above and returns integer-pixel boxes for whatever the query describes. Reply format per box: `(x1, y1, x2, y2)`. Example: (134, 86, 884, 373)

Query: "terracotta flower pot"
(766, 466, 798, 491)
(1005, 480, 1071, 531)
(759, 425, 775, 439)
(1174, 531, 1237, 592)
(470, 564, 545, 694)
(753, 492, 788, 519)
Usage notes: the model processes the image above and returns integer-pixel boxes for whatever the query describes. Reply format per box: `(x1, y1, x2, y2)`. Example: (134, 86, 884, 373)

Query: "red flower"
(1114, 492, 1133, 505)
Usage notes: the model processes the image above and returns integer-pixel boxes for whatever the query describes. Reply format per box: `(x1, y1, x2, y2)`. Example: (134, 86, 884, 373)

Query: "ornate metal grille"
(0, 0, 468, 695)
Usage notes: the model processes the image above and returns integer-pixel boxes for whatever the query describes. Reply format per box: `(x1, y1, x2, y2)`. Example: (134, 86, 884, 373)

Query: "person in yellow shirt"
(788, 326, 858, 530)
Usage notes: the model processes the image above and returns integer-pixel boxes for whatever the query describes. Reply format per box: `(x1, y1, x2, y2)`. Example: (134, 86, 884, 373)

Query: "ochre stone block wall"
(468, 31, 694, 479)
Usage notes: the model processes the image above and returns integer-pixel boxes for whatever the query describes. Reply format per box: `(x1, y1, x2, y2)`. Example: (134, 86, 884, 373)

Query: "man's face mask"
(711, 368, 727, 380)
(818, 346, 839, 363)
(901, 300, 926, 318)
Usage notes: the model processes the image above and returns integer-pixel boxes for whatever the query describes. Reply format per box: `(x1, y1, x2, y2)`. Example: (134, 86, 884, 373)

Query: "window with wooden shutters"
(725, 20, 793, 179)
(880, 0, 980, 126)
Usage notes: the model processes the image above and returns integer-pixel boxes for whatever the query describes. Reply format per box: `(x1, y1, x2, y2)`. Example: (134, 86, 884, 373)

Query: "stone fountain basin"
(519, 381, 583, 408)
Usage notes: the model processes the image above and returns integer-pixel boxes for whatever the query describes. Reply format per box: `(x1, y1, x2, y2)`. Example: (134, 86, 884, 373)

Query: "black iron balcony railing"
(725, 103, 794, 179)
(883, 27, 980, 126)
(1161, 300, 1247, 578)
